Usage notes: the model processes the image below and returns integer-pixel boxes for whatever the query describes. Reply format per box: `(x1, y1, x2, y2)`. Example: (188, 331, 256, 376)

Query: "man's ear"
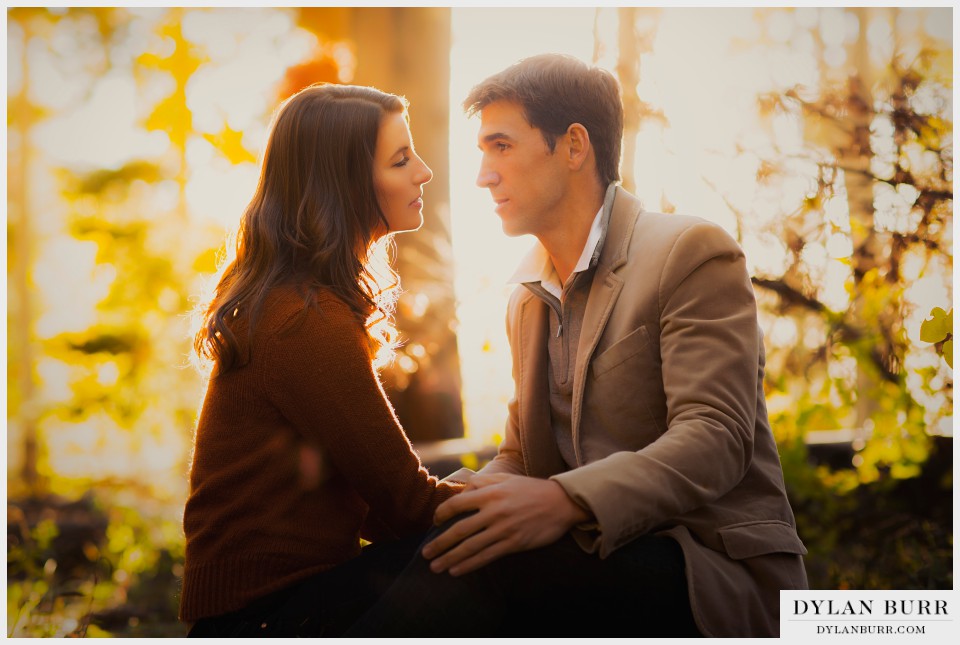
(565, 123, 591, 171)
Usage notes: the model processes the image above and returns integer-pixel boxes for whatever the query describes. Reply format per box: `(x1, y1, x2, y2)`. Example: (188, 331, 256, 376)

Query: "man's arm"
(550, 222, 760, 557)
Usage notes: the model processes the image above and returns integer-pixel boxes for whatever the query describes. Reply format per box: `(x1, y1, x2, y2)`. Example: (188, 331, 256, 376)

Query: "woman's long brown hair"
(194, 84, 405, 373)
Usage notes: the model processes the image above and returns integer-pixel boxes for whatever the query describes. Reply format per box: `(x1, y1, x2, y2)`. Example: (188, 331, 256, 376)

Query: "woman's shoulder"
(261, 283, 360, 336)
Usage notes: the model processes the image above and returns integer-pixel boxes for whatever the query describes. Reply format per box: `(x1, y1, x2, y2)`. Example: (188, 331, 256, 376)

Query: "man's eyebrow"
(478, 132, 514, 148)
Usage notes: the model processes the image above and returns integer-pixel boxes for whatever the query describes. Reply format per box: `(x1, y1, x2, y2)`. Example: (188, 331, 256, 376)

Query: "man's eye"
(496, 143, 509, 152)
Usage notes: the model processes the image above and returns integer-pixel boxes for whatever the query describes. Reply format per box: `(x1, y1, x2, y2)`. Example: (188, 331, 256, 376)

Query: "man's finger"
(422, 509, 487, 559)
(434, 487, 486, 525)
(429, 524, 503, 574)
(463, 473, 505, 489)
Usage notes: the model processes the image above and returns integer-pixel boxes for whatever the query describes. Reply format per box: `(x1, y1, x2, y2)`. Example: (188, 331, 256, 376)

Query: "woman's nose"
(417, 158, 433, 185)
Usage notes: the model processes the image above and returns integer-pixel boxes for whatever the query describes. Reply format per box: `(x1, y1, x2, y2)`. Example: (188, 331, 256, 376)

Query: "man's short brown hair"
(463, 53, 623, 186)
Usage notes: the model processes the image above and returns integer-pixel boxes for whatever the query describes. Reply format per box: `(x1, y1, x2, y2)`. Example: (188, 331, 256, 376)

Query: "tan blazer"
(480, 187, 808, 637)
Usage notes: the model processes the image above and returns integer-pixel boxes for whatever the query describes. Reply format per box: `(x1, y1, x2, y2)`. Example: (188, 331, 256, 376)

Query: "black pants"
(348, 517, 702, 637)
(187, 533, 424, 637)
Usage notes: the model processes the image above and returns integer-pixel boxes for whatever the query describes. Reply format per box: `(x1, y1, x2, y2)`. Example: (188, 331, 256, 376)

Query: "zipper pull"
(556, 321, 563, 337)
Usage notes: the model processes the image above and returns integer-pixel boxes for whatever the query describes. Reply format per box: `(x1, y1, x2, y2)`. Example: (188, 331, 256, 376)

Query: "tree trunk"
(617, 7, 640, 194)
(842, 8, 882, 428)
(10, 19, 44, 494)
(613, 9, 662, 196)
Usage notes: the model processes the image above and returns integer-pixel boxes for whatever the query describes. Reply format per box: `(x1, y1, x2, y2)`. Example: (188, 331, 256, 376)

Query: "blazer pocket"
(591, 325, 652, 377)
(718, 520, 808, 560)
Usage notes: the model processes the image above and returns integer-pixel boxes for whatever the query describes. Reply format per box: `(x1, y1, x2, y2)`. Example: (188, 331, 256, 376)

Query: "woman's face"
(373, 111, 433, 236)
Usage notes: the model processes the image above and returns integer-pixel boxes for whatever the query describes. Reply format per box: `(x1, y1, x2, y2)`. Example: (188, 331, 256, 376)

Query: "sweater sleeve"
(261, 294, 460, 538)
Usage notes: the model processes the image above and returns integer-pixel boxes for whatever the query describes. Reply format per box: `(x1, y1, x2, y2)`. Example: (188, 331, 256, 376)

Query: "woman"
(180, 84, 461, 636)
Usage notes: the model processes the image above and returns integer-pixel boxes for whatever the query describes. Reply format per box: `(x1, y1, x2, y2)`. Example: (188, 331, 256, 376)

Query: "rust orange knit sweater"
(179, 285, 461, 622)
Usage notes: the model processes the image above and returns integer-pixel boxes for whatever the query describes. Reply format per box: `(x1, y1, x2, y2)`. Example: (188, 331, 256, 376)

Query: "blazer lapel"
(570, 188, 642, 463)
(516, 292, 567, 478)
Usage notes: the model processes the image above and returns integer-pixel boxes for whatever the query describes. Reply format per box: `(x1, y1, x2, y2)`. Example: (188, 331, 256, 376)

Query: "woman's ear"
(565, 122, 591, 171)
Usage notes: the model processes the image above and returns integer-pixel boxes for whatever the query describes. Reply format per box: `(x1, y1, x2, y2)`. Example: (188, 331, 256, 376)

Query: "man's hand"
(421, 473, 592, 576)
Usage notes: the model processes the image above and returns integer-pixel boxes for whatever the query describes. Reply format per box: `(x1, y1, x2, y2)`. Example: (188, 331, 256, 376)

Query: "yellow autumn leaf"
(136, 16, 207, 83)
(192, 247, 221, 273)
(459, 452, 479, 471)
(202, 124, 257, 165)
(136, 51, 165, 70)
(144, 91, 192, 148)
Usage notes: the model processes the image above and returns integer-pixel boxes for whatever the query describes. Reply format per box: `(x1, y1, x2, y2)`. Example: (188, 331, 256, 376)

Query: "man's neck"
(539, 182, 605, 285)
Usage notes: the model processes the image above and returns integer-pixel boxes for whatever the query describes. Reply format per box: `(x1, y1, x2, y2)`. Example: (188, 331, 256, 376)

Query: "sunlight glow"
(34, 239, 110, 336)
(450, 9, 816, 440)
(450, 7, 952, 446)
(11, 7, 953, 488)
(36, 75, 170, 168)
(16, 8, 315, 491)
(449, 8, 601, 443)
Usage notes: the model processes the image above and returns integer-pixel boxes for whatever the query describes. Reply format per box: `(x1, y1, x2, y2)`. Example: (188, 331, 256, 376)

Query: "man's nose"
(476, 168, 499, 188)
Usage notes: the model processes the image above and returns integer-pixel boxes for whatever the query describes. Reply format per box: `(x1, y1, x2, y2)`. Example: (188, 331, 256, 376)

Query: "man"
(352, 53, 808, 638)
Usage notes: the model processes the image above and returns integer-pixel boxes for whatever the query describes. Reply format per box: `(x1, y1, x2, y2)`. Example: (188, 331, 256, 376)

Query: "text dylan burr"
(794, 600, 948, 617)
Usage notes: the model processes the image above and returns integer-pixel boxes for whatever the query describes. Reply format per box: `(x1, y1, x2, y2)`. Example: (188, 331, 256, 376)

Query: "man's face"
(475, 100, 569, 239)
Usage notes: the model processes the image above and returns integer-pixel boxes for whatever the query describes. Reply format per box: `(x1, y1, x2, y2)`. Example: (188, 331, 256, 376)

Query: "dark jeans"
(348, 516, 702, 637)
(186, 533, 425, 637)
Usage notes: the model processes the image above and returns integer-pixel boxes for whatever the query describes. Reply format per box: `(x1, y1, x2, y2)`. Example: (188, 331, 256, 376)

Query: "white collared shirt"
(508, 183, 616, 301)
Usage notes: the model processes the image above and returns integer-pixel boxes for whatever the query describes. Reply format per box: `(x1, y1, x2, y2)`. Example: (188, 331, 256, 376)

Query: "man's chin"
(499, 218, 527, 238)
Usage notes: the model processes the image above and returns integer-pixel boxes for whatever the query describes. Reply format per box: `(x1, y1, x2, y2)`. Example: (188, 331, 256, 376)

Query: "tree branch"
(751, 276, 902, 384)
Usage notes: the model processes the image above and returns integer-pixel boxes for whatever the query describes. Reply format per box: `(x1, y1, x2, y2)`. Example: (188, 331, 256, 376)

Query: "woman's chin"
(392, 215, 424, 236)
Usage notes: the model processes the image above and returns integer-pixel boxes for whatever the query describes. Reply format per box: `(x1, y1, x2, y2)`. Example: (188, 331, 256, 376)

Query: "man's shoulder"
(611, 188, 734, 250)
(635, 209, 723, 237)
(506, 283, 536, 310)
(630, 209, 741, 259)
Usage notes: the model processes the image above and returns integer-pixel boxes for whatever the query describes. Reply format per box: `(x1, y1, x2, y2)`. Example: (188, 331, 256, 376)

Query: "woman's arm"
(262, 293, 460, 537)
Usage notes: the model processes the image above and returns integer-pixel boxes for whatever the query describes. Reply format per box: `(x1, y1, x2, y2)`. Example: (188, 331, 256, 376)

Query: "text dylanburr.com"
(781, 591, 957, 641)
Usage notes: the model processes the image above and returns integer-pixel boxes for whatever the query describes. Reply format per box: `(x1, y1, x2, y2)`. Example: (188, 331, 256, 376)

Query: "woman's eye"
(394, 156, 410, 168)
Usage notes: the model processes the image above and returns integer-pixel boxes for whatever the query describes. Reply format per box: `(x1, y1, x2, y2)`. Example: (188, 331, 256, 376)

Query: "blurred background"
(6, 6, 953, 637)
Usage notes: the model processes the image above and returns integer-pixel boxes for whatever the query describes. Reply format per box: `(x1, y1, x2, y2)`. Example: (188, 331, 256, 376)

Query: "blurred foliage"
(7, 490, 185, 637)
(6, 6, 953, 638)
(780, 435, 952, 589)
(741, 8, 952, 590)
(753, 42, 952, 486)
